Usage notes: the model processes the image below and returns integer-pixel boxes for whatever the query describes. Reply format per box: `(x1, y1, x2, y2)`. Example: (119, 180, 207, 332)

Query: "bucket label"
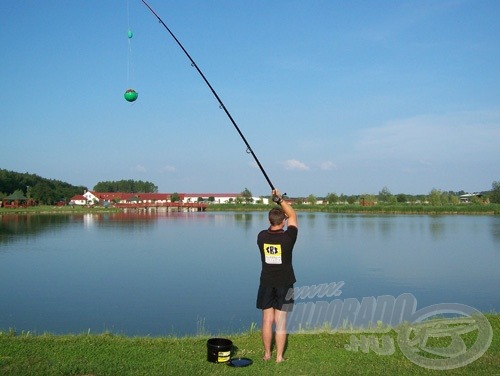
(218, 351, 231, 362)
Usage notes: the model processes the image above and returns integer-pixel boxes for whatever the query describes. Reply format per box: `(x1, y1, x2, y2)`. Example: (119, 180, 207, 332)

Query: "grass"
(0, 205, 120, 215)
(208, 203, 500, 215)
(315, 203, 500, 215)
(1, 203, 499, 215)
(1, 315, 499, 375)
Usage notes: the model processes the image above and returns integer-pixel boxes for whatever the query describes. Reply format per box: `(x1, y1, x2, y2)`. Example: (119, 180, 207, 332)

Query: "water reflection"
(491, 219, 500, 244)
(234, 212, 255, 231)
(428, 216, 446, 240)
(0, 214, 80, 245)
(0, 212, 499, 336)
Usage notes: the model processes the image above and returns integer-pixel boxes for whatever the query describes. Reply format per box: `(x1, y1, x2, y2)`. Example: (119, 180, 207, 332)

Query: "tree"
(170, 192, 180, 202)
(241, 188, 253, 203)
(428, 189, 442, 206)
(378, 186, 396, 204)
(360, 194, 376, 206)
(307, 194, 317, 205)
(326, 192, 339, 204)
(396, 193, 408, 203)
(449, 195, 460, 205)
(0, 168, 85, 205)
(347, 195, 357, 205)
(439, 192, 449, 205)
(93, 180, 158, 193)
(470, 195, 483, 204)
(490, 181, 500, 204)
(31, 182, 59, 205)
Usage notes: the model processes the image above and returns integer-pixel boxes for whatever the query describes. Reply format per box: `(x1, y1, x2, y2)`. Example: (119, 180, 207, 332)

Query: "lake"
(0, 211, 499, 336)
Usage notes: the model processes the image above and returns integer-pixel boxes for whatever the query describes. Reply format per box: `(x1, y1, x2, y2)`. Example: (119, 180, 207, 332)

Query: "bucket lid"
(227, 358, 253, 367)
(207, 337, 232, 347)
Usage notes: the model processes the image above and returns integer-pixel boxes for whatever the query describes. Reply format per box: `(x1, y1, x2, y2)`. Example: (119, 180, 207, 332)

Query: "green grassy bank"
(1, 315, 499, 375)
(208, 203, 500, 215)
(2, 203, 498, 215)
(0, 205, 121, 215)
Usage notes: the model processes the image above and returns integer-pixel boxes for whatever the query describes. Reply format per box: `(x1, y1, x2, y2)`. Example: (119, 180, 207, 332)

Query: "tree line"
(93, 180, 158, 193)
(0, 170, 158, 205)
(0, 168, 86, 205)
(1, 168, 498, 206)
(301, 182, 500, 205)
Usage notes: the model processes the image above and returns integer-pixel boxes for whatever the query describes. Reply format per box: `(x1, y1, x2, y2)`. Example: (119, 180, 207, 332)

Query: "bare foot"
(276, 357, 287, 363)
(262, 353, 271, 361)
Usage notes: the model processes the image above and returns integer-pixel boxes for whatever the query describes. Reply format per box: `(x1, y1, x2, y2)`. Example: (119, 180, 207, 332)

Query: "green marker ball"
(124, 89, 138, 102)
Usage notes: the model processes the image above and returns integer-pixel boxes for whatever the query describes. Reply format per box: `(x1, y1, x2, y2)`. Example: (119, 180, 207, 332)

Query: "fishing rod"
(141, 0, 275, 191)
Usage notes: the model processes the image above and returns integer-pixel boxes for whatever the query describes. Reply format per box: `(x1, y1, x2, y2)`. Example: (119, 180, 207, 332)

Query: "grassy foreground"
(1, 315, 498, 376)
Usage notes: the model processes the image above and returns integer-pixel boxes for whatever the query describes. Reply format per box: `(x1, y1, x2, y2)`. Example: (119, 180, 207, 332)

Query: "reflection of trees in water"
(0, 214, 78, 243)
(0, 212, 166, 245)
(491, 221, 500, 244)
(307, 213, 316, 226)
(234, 212, 257, 231)
(428, 216, 446, 241)
(326, 214, 339, 231)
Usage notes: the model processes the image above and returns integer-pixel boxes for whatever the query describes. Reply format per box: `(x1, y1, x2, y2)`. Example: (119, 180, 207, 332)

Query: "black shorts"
(256, 285, 294, 311)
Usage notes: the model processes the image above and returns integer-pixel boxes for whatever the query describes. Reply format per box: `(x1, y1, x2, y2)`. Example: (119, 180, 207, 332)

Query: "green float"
(124, 89, 138, 102)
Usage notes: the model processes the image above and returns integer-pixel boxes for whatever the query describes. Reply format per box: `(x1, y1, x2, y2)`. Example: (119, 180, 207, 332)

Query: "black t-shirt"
(257, 225, 298, 287)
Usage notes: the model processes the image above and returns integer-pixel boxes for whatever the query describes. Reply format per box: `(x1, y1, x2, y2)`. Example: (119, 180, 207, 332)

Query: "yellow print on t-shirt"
(264, 243, 282, 264)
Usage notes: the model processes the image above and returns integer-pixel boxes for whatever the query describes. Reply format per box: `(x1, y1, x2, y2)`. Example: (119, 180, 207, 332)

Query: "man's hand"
(272, 189, 283, 204)
(271, 188, 297, 228)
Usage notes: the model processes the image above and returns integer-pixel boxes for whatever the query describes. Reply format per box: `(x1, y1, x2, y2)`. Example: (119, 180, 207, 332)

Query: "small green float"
(124, 89, 138, 102)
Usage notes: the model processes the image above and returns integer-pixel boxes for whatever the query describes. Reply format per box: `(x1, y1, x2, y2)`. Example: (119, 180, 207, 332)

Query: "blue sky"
(1, 1, 499, 197)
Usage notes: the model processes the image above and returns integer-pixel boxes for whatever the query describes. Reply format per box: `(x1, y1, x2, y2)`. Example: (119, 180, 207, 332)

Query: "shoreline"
(1, 203, 499, 215)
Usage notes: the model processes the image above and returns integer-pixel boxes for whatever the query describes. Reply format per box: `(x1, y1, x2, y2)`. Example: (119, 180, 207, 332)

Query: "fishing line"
(127, 0, 133, 84)
(124, 0, 138, 103)
(140, 0, 275, 190)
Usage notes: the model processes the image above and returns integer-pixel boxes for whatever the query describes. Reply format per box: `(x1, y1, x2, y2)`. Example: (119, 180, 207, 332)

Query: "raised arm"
(272, 189, 298, 228)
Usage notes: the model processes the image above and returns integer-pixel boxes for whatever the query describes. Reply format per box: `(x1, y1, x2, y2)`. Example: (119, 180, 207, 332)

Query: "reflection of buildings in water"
(79, 210, 211, 233)
(83, 213, 96, 229)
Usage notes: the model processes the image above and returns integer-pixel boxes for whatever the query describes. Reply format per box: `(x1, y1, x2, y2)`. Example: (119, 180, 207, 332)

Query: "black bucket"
(207, 338, 233, 363)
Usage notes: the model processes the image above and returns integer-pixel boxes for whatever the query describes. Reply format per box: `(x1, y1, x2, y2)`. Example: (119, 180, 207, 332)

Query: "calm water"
(1, 211, 499, 336)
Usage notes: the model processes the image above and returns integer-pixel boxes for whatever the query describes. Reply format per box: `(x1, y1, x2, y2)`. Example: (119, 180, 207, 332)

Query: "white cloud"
(160, 165, 176, 173)
(283, 159, 310, 171)
(319, 161, 337, 170)
(132, 164, 147, 173)
(355, 110, 500, 162)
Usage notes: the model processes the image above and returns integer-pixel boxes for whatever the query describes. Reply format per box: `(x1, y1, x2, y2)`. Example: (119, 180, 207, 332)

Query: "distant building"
(459, 193, 482, 203)
(69, 191, 267, 206)
(69, 195, 87, 206)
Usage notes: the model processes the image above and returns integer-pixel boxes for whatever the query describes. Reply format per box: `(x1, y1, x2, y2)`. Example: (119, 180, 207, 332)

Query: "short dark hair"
(269, 207, 286, 226)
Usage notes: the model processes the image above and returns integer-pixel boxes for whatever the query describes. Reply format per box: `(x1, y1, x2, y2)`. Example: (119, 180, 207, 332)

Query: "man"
(256, 188, 298, 362)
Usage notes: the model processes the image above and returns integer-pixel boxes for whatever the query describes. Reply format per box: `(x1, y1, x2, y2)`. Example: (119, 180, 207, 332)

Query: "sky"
(1, 0, 499, 197)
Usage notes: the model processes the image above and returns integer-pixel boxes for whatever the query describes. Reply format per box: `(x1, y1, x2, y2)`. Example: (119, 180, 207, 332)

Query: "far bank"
(1, 203, 499, 215)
